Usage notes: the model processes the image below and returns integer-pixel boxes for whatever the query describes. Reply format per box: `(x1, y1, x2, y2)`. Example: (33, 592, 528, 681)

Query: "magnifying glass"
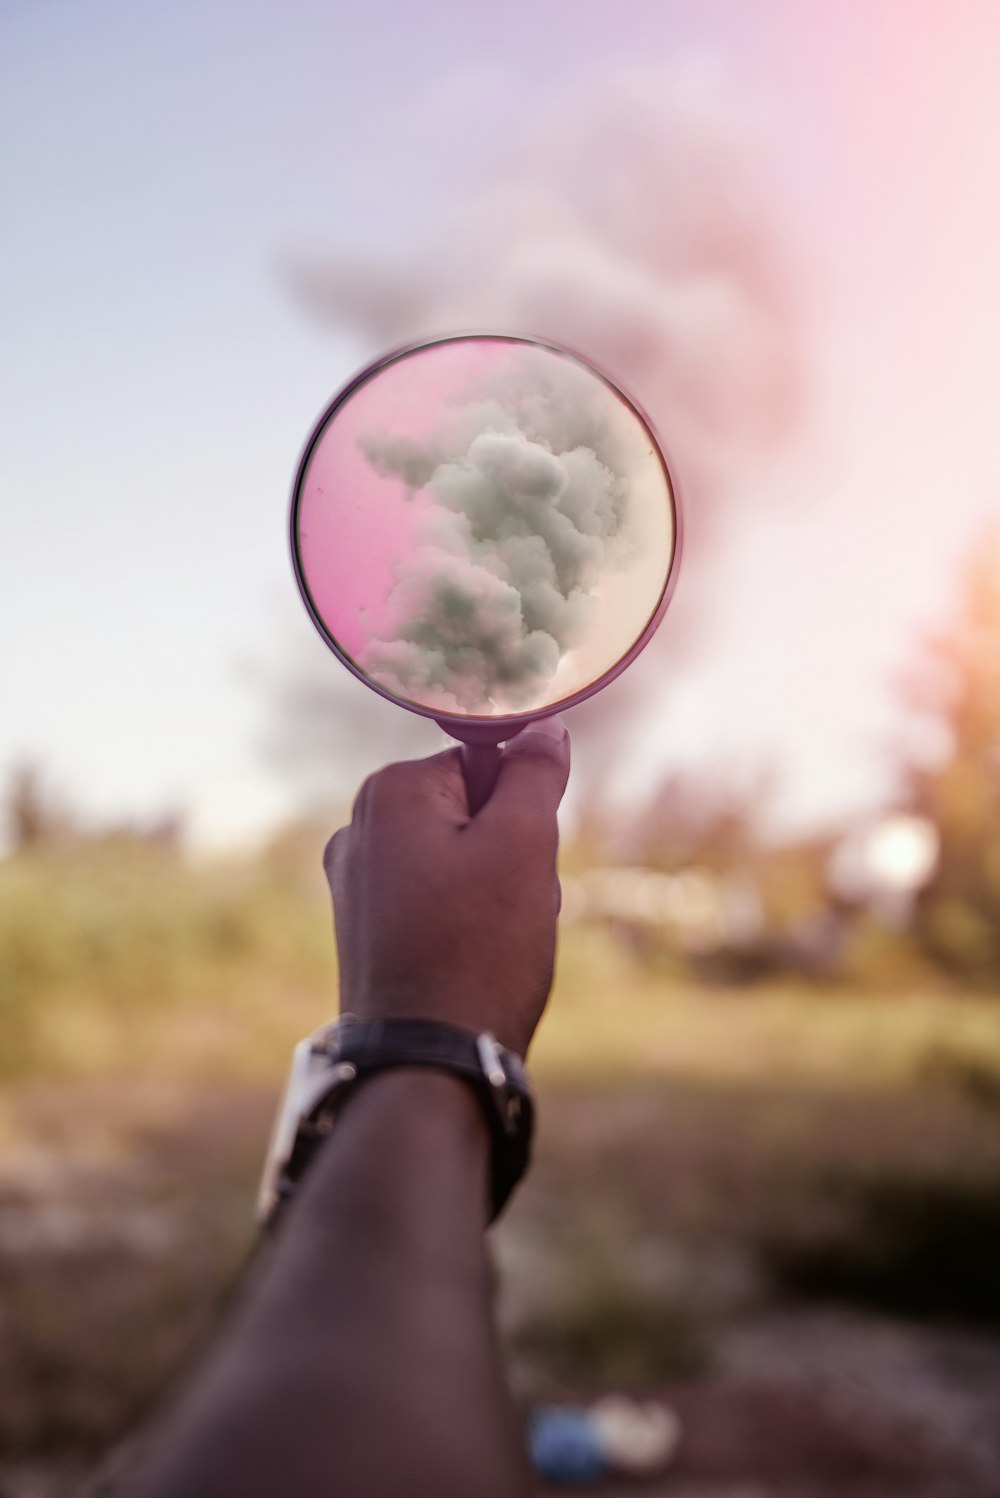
(289, 333, 682, 812)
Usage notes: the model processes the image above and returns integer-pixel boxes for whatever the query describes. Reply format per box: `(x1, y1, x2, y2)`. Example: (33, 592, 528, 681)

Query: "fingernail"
(517, 715, 568, 743)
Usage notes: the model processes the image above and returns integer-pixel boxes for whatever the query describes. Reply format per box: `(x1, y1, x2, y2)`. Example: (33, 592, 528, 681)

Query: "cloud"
(290, 63, 802, 512)
(356, 349, 633, 712)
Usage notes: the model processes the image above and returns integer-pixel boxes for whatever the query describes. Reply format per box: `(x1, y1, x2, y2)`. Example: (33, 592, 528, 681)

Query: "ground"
(3, 887, 1000, 1496)
(1, 1002, 998, 1497)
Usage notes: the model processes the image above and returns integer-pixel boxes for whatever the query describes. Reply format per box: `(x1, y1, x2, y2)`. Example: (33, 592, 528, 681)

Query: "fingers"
(331, 721, 570, 873)
(481, 717, 571, 829)
(322, 827, 349, 921)
(350, 748, 470, 830)
(323, 826, 347, 880)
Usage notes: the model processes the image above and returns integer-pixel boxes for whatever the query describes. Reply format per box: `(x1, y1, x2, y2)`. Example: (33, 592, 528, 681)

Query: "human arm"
(129, 718, 570, 1498)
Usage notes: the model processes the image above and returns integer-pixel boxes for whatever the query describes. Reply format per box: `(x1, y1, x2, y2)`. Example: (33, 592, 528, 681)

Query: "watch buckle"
(476, 1031, 518, 1137)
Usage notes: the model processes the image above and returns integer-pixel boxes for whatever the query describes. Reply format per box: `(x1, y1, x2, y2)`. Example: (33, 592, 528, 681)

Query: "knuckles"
(358, 762, 418, 821)
(322, 827, 347, 879)
(358, 753, 462, 820)
(350, 760, 417, 823)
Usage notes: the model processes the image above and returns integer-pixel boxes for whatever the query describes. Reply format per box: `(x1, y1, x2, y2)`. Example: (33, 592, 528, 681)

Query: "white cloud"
(357, 348, 633, 712)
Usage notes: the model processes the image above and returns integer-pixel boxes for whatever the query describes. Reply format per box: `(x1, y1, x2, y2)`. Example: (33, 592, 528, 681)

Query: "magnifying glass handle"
(461, 741, 502, 815)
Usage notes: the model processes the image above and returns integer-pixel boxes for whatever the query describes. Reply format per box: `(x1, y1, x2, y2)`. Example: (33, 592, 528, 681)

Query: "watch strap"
(280, 1020, 534, 1225)
(332, 1019, 529, 1104)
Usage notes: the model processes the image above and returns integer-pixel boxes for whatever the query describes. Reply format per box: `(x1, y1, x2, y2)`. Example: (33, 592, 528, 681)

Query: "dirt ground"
(567, 1376, 999, 1497)
(0, 1077, 998, 1498)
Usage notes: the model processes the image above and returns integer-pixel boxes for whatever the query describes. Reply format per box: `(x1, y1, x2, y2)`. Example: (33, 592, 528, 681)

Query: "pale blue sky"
(3, 1, 999, 846)
(0, 0, 705, 844)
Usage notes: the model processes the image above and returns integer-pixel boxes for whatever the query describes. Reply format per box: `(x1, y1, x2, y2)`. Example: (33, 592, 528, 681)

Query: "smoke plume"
(275, 62, 806, 792)
(357, 351, 637, 713)
(291, 65, 802, 511)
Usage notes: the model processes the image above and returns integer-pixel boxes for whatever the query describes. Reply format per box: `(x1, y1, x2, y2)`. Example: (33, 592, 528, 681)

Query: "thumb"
(482, 717, 571, 825)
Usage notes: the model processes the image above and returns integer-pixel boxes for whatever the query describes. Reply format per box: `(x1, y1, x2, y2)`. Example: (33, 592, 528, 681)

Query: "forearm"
(133, 1071, 534, 1498)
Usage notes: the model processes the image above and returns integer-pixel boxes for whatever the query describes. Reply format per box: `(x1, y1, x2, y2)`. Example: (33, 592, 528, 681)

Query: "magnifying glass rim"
(288, 331, 684, 733)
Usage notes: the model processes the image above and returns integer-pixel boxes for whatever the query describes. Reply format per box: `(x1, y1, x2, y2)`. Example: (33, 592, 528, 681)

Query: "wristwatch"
(256, 1017, 535, 1227)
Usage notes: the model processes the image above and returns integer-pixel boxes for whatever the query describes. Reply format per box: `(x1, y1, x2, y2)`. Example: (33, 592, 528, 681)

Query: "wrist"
(258, 1020, 535, 1230)
(330, 1067, 491, 1157)
(302, 1068, 493, 1232)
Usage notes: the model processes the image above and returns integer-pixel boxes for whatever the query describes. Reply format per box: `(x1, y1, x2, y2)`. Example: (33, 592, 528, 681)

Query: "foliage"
(2, 864, 1000, 1465)
(763, 1172, 1000, 1322)
(513, 1271, 707, 1387)
(0, 833, 336, 1080)
(621, 769, 771, 876)
(902, 527, 1000, 977)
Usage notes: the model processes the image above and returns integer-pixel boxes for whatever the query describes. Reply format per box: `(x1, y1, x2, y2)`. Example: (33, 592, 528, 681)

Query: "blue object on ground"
(529, 1407, 608, 1485)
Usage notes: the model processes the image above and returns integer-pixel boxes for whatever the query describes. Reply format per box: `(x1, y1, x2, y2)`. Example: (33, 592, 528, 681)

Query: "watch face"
(256, 1036, 316, 1221)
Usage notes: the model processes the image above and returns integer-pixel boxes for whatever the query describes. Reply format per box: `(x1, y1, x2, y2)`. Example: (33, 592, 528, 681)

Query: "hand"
(324, 718, 570, 1057)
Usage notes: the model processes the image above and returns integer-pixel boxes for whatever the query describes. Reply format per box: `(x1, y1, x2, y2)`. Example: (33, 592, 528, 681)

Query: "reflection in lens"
(293, 336, 676, 719)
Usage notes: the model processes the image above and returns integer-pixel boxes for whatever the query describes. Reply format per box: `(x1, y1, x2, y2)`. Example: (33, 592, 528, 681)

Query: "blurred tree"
(2, 761, 183, 854)
(3, 761, 75, 849)
(901, 525, 1000, 977)
(624, 768, 772, 876)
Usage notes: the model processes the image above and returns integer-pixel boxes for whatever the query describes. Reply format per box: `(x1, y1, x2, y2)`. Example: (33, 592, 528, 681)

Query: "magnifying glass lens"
(292, 336, 678, 726)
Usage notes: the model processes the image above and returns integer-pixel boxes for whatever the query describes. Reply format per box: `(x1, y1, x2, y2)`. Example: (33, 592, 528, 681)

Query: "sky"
(2, 0, 999, 848)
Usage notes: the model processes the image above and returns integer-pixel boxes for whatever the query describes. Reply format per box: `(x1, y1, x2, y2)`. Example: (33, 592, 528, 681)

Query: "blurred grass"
(512, 1265, 709, 1387)
(542, 925, 1000, 1093)
(762, 1172, 1000, 1323)
(2, 840, 1000, 1467)
(0, 839, 336, 1082)
(4, 842, 1000, 1095)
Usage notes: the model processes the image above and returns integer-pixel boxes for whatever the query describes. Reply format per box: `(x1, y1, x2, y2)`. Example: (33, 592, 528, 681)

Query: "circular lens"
(291, 335, 678, 721)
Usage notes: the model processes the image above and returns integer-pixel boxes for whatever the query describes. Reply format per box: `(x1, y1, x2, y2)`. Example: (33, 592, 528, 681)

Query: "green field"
(2, 840, 1000, 1491)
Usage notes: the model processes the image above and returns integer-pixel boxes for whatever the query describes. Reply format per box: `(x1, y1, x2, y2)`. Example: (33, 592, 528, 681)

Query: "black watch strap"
(288, 1020, 534, 1224)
